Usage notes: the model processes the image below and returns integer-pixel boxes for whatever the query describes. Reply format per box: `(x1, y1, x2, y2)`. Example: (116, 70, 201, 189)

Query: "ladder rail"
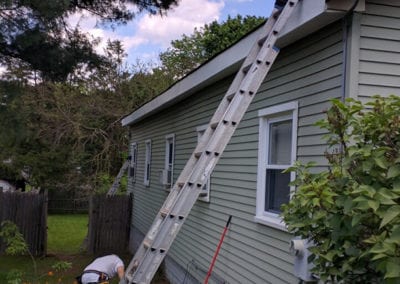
(126, 1, 300, 283)
(107, 159, 130, 196)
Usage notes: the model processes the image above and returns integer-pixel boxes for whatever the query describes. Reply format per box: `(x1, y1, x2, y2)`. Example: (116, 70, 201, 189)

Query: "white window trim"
(164, 134, 175, 191)
(196, 124, 210, 202)
(255, 101, 298, 231)
(144, 139, 151, 186)
(130, 142, 138, 183)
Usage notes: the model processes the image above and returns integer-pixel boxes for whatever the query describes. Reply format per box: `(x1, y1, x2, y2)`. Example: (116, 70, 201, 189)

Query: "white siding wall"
(128, 20, 344, 284)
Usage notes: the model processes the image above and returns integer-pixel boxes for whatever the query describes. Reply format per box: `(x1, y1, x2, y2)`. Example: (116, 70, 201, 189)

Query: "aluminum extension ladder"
(107, 159, 130, 196)
(126, 1, 300, 282)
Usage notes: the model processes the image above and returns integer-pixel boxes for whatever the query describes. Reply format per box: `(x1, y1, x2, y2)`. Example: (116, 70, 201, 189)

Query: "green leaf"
(387, 165, 400, 178)
(374, 157, 387, 169)
(385, 260, 400, 278)
(368, 200, 380, 212)
(351, 215, 362, 227)
(371, 253, 387, 261)
(380, 206, 400, 229)
(393, 180, 400, 194)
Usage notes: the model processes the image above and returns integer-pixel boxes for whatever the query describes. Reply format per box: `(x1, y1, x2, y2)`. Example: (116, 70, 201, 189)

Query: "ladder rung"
(210, 121, 218, 129)
(160, 208, 169, 217)
(143, 239, 151, 249)
(226, 92, 235, 101)
(258, 35, 268, 46)
(242, 63, 252, 74)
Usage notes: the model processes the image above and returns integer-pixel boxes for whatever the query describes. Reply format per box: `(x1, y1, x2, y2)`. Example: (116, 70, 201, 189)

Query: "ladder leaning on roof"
(107, 158, 130, 196)
(125, 1, 300, 283)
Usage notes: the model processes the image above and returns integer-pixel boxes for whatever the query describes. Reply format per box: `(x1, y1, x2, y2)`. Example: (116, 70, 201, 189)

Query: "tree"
(0, 0, 178, 81)
(282, 96, 400, 282)
(159, 15, 265, 79)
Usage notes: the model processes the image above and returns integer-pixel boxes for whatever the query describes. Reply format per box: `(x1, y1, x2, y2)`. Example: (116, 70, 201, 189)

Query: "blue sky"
(68, 0, 275, 66)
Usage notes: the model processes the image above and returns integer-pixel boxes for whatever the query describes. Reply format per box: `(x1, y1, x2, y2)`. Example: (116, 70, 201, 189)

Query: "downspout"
(340, 0, 360, 102)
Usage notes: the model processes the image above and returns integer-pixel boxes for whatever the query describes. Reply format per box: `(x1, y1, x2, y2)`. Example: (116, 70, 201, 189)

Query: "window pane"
(168, 141, 174, 164)
(146, 164, 150, 180)
(268, 120, 292, 165)
(265, 169, 290, 213)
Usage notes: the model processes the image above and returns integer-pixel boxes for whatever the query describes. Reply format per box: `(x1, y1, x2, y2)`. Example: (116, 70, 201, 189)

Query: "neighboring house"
(122, 1, 400, 283)
(0, 179, 15, 192)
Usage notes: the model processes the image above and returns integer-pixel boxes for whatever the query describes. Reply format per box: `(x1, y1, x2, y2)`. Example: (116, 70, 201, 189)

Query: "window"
(144, 140, 151, 186)
(163, 134, 175, 190)
(129, 142, 138, 183)
(197, 125, 210, 202)
(256, 101, 298, 230)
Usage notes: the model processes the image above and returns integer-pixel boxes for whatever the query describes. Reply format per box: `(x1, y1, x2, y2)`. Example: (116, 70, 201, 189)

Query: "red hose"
(204, 215, 232, 284)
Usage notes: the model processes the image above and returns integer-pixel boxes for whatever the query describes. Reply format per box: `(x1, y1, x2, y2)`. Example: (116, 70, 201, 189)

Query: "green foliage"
(282, 96, 400, 282)
(51, 260, 72, 272)
(0, 41, 134, 191)
(0, 0, 178, 81)
(0, 221, 37, 283)
(0, 220, 73, 283)
(5, 269, 23, 284)
(0, 221, 28, 256)
(160, 15, 265, 79)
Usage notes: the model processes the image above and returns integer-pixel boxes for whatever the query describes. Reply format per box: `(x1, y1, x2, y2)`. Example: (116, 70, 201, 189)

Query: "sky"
(67, 0, 275, 66)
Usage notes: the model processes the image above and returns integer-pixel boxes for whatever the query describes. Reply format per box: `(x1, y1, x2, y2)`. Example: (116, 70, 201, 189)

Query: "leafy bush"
(0, 221, 71, 283)
(282, 96, 400, 283)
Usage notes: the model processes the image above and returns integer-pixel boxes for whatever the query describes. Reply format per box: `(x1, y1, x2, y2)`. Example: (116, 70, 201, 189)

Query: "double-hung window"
(164, 134, 175, 190)
(129, 142, 138, 183)
(256, 101, 298, 230)
(196, 125, 210, 202)
(144, 139, 151, 186)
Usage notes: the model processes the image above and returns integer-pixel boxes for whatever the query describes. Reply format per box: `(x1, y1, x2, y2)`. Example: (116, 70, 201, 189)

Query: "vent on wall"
(290, 238, 317, 282)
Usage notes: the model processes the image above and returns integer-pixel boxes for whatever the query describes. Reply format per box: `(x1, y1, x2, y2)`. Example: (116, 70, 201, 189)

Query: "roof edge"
(122, 0, 348, 127)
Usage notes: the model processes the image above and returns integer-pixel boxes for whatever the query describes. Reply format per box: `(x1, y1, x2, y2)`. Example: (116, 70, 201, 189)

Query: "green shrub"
(282, 96, 400, 283)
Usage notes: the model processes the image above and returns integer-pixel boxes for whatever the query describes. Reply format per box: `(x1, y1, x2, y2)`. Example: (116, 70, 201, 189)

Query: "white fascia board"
(122, 0, 348, 127)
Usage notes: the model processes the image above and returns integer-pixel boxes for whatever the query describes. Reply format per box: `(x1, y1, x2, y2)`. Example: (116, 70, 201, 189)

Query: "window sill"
(254, 215, 288, 232)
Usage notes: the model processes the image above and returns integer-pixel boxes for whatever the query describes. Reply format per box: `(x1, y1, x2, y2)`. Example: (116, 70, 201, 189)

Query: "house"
(121, 1, 400, 283)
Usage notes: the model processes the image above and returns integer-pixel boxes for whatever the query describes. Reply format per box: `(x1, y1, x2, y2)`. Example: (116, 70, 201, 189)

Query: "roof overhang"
(122, 0, 365, 127)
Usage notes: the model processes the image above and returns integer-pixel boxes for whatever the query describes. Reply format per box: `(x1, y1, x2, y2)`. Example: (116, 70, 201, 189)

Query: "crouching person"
(76, 254, 126, 284)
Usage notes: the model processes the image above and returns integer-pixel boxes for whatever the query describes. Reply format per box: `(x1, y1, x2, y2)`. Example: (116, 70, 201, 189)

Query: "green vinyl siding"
(128, 20, 343, 284)
(357, 0, 400, 100)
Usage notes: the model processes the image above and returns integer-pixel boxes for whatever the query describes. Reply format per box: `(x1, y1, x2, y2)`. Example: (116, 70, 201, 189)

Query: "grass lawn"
(0, 214, 93, 283)
(0, 214, 167, 283)
(47, 214, 88, 254)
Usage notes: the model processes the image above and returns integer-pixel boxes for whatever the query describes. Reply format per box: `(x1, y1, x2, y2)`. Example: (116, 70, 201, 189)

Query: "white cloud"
(134, 0, 224, 48)
(67, 0, 225, 62)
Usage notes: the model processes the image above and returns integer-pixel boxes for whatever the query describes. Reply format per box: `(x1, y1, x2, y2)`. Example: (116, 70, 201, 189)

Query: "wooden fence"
(0, 190, 47, 256)
(87, 194, 132, 254)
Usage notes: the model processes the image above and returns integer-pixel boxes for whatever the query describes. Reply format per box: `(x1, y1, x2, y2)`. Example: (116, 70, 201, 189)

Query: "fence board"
(0, 190, 47, 256)
(87, 194, 132, 254)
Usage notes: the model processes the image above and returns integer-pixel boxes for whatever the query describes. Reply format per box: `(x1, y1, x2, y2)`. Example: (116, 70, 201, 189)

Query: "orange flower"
(47, 271, 54, 276)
